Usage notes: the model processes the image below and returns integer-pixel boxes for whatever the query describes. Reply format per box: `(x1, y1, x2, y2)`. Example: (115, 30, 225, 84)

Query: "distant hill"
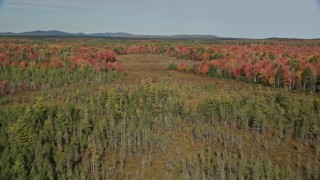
(89, 32, 134, 38)
(0, 30, 225, 39)
(21, 30, 72, 36)
(171, 34, 220, 39)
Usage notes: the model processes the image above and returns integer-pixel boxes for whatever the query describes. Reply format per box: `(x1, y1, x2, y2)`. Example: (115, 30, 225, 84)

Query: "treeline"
(0, 66, 121, 95)
(170, 58, 320, 93)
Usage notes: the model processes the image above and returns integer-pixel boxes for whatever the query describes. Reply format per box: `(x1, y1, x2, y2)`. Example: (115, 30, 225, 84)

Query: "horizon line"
(0, 30, 319, 40)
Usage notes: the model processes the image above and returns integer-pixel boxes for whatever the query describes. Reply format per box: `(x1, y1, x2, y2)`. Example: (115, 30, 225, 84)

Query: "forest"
(0, 37, 319, 179)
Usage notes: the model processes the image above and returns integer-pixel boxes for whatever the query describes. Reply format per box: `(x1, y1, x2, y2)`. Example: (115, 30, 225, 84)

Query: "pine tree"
(301, 67, 315, 92)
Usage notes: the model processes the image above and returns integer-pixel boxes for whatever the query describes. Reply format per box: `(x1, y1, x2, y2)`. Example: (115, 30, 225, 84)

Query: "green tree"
(301, 67, 315, 92)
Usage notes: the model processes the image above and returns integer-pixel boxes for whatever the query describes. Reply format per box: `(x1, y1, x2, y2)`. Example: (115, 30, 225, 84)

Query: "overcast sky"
(0, 0, 319, 38)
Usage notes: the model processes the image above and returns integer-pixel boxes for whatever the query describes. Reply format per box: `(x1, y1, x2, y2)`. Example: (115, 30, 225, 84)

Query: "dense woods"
(0, 37, 319, 179)
(1, 80, 319, 179)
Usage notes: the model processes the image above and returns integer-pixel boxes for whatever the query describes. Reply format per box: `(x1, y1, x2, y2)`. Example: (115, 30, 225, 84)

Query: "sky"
(0, 0, 319, 38)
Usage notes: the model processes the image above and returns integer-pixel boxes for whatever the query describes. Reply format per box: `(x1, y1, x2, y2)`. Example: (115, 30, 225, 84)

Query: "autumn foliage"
(178, 61, 186, 72)
(100, 39, 320, 92)
(0, 42, 122, 73)
(1, 38, 320, 93)
(0, 39, 124, 95)
(166, 42, 320, 92)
